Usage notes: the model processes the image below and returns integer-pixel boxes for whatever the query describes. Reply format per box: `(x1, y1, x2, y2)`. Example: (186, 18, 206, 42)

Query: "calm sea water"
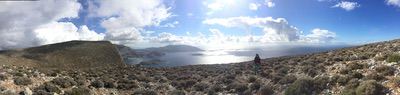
(127, 45, 347, 67)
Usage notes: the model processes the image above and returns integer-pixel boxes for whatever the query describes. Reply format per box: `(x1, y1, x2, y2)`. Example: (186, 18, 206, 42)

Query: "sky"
(0, 0, 400, 50)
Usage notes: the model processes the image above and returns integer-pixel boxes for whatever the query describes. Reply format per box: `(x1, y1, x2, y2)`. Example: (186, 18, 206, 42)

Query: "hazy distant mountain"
(144, 45, 204, 52)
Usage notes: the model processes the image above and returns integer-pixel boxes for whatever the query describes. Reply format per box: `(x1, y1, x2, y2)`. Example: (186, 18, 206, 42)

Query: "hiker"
(254, 54, 261, 74)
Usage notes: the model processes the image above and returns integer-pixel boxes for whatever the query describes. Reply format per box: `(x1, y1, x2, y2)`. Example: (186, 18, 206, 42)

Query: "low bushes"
(284, 78, 314, 95)
(386, 54, 400, 63)
(14, 77, 32, 85)
(355, 80, 385, 95)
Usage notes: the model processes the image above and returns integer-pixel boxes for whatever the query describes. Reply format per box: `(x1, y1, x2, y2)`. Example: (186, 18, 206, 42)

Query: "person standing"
(254, 54, 261, 74)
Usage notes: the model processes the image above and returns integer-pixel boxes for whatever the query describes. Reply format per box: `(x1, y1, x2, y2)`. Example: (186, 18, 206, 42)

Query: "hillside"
(0, 41, 124, 70)
(1, 39, 400, 95)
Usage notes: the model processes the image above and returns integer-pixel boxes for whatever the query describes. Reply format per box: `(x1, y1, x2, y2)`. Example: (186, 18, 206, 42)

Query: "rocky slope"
(1, 39, 400, 95)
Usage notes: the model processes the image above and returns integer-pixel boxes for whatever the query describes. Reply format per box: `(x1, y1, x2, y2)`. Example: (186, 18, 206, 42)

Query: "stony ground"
(2, 39, 400, 95)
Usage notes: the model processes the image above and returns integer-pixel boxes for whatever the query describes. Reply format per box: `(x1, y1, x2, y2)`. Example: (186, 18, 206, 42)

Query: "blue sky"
(0, 0, 400, 49)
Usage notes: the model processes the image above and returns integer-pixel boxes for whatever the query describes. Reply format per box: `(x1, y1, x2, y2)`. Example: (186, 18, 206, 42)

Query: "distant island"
(143, 45, 204, 53)
(116, 44, 204, 65)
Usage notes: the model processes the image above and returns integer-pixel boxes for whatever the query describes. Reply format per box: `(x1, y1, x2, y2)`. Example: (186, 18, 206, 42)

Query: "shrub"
(313, 75, 330, 92)
(365, 72, 384, 81)
(249, 83, 261, 91)
(65, 87, 91, 95)
(35, 82, 61, 93)
(52, 77, 77, 88)
(117, 79, 138, 90)
(14, 77, 32, 85)
(227, 82, 248, 93)
(248, 76, 257, 83)
(33, 90, 52, 95)
(386, 54, 400, 63)
(193, 82, 209, 91)
(258, 85, 274, 95)
(279, 74, 297, 84)
(391, 77, 400, 88)
(132, 89, 157, 95)
(90, 80, 104, 88)
(348, 62, 364, 70)
(103, 79, 117, 88)
(350, 71, 364, 79)
(169, 90, 185, 95)
(341, 79, 360, 95)
(337, 75, 351, 86)
(284, 78, 314, 95)
(355, 80, 385, 95)
(209, 84, 223, 92)
(375, 65, 395, 76)
(0, 74, 8, 81)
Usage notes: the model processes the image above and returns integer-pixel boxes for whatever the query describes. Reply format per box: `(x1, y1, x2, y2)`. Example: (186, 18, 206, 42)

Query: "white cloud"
(34, 22, 104, 45)
(203, 17, 300, 42)
(203, 16, 337, 44)
(332, 1, 360, 11)
(386, 0, 400, 7)
(0, 0, 81, 49)
(89, 0, 172, 44)
(205, 0, 236, 15)
(249, 3, 261, 10)
(161, 21, 179, 28)
(300, 28, 336, 43)
(265, 0, 275, 8)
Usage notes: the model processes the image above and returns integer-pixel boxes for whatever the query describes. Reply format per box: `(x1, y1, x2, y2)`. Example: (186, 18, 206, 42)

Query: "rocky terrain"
(0, 39, 400, 95)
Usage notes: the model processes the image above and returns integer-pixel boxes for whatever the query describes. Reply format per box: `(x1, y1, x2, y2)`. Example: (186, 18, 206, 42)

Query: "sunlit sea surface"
(128, 46, 347, 67)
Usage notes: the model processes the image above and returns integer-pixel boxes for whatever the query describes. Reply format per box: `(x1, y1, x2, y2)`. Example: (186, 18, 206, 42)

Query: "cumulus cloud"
(265, 0, 275, 8)
(386, 0, 400, 7)
(300, 28, 336, 43)
(249, 3, 261, 10)
(34, 22, 104, 45)
(89, 0, 172, 44)
(0, 0, 81, 49)
(203, 17, 300, 42)
(203, 16, 336, 43)
(332, 1, 360, 11)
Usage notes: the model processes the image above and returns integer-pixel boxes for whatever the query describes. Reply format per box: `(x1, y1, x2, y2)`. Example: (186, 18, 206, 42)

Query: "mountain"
(0, 41, 124, 70)
(144, 45, 204, 52)
(2, 39, 400, 95)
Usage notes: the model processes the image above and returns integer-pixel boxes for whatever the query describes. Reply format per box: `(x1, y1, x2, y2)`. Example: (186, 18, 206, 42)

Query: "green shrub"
(313, 75, 330, 92)
(386, 54, 400, 63)
(355, 80, 385, 95)
(284, 78, 314, 95)
(348, 62, 364, 70)
(90, 80, 104, 88)
(65, 87, 91, 95)
(169, 90, 185, 95)
(249, 83, 261, 91)
(248, 76, 257, 83)
(35, 82, 61, 93)
(227, 82, 248, 93)
(341, 79, 360, 95)
(132, 89, 157, 95)
(0, 74, 8, 81)
(375, 65, 395, 76)
(13, 77, 32, 85)
(51, 77, 77, 88)
(258, 85, 274, 95)
(117, 79, 138, 90)
(193, 82, 209, 91)
(365, 72, 384, 81)
(279, 74, 297, 84)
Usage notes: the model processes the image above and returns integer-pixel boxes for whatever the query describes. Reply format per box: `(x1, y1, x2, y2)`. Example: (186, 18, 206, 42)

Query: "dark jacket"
(254, 54, 261, 65)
